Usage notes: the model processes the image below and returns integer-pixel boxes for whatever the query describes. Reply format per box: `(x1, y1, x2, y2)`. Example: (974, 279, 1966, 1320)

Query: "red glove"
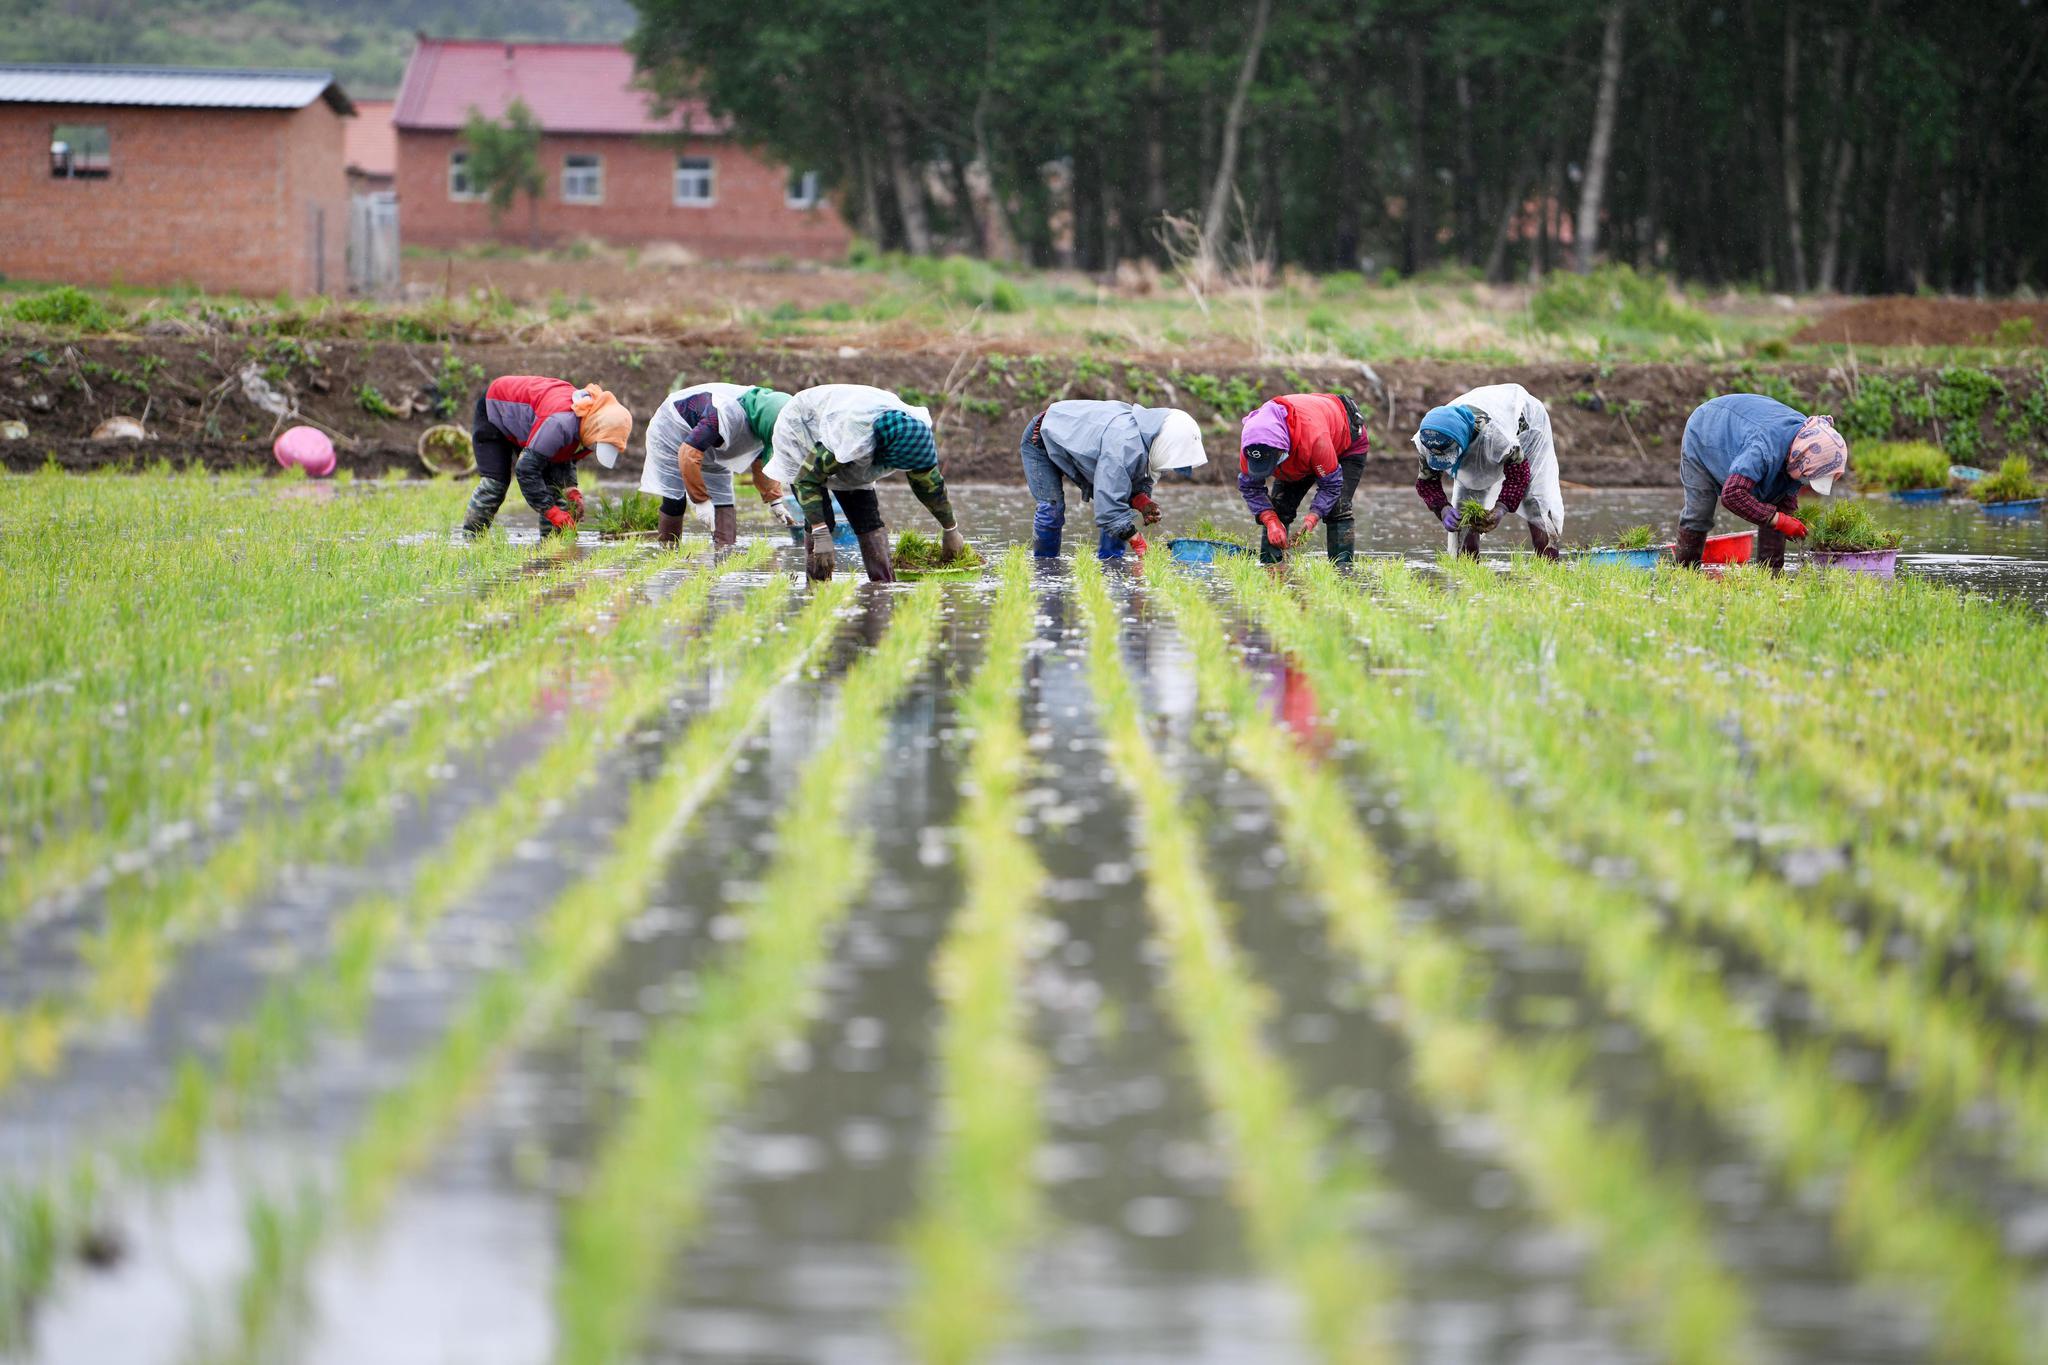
(1130, 493, 1162, 525)
(563, 488, 584, 521)
(544, 506, 576, 532)
(1297, 512, 1321, 541)
(1128, 534, 1149, 557)
(1772, 512, 1808, 539)
(1259, 511, 1286, 547)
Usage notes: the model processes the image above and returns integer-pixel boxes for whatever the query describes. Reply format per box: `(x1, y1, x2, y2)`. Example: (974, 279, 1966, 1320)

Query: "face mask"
(1418, 435, 1460, 473)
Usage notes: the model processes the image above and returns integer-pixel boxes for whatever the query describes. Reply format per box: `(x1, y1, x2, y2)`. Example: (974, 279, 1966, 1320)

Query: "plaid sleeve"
(871, 409, 938, 472)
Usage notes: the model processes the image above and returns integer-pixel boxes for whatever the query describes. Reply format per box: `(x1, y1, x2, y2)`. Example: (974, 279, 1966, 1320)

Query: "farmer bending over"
(1239, 393, 1370, 566)
(765, 384, 966, 583)
(1413, 383, 1566, 560)
(1021, 400, 1208, 560)
(641, 382, 801, 548)
(1677, 394, 1847, 571)
(463, 376, 632, 539)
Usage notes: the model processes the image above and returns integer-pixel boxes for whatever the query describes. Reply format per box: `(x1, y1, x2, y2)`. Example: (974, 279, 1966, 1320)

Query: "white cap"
(592, 442, 621, 469)
(1806, 472, 1835, 496)
(1148, 409, 1208, 475)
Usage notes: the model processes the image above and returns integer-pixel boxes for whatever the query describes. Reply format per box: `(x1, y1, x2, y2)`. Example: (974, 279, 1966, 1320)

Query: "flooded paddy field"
(3, 469, 2047, 1364)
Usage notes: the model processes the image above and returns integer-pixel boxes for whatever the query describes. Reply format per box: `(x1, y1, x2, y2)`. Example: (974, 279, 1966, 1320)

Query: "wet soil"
(7, 336, 2044, 488)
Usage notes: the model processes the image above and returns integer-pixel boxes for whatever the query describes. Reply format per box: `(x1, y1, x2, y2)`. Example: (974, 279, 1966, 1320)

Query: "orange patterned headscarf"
(573, 384, 633, 453)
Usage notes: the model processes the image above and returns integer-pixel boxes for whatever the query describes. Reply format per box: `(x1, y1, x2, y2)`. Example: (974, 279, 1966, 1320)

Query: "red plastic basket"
(1702, 530, 1755, 564)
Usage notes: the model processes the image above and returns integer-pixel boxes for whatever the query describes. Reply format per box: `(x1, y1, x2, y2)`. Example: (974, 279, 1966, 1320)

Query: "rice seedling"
(1223, 557, 2043, 1361)
(1457, 498, 1490, 531)
(199, 574, 862, 1365)
(898, 550, 1046, 1364)
(1804, 498, 1905, 551)
(1614, 523, 1656, 549)
(1970, 454, 2041, 503)
(893, 529, 984, 577)
(1850, 440, 1951, 492)
(1075, 551, 1394, 1365)
(1148, 560, 1757, 1364)
(556, 580, 944, 1365)
(584, 489, 664, 536)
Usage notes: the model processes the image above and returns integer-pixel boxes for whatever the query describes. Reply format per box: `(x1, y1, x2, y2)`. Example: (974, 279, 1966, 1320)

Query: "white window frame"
(785, 169, 820, 210)
(673, 155, 715, 207)
(448, 150, 483, 202)
(562, 153, 604, 205)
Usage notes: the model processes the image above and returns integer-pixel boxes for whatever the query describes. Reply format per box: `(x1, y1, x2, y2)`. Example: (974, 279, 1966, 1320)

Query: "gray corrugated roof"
(0, 64, 352, 114)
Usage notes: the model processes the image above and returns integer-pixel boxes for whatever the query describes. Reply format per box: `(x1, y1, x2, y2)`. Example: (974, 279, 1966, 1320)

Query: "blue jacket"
(1682, 394, 1806, 505)
(1038, 401, 1162, 539)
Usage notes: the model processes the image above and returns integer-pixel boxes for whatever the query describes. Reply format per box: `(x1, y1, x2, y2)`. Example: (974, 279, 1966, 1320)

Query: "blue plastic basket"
(1577, 547, 1663, 569)
(1890, 487, 1948, 503)
(1981, 497, 2045, 517)
(1167, 538, 1251, 564)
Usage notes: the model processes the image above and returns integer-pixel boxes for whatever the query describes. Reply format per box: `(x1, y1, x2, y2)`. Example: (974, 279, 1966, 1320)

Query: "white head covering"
(1147, 409, 1208, 475)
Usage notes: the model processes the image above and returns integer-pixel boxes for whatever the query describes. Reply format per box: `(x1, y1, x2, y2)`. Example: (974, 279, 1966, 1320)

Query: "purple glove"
(1440, 504, 1461, 533)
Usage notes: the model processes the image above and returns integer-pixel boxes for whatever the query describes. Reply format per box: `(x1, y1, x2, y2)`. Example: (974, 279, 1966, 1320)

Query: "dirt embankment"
(4, 336, 2042, 487)
(1792, 297, 2048, 347)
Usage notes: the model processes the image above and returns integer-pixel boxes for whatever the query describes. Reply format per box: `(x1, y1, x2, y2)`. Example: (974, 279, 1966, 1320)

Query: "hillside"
(0, 0, 632, 95)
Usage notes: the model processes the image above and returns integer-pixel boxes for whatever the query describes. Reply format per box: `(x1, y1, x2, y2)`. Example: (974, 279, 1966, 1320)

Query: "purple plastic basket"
(1807, 548, 1899, 578)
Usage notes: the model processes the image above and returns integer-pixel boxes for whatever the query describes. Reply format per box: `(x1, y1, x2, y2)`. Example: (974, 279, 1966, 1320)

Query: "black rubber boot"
(713, 505, 738, 552)
(462, 477, 509, 539)
(855, 527, 897, 583)
(1528, 525, 1561, 562)
(1325, 515, 1356, 569)
(1755, 522, 1787, 574)
(1674, 527, 1708, 568)
(1458, 528, 1483, 558)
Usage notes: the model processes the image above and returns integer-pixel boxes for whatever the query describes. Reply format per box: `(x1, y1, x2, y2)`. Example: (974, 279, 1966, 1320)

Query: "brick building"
(0, 64, 353, 296)
(392, 39, 849, 259)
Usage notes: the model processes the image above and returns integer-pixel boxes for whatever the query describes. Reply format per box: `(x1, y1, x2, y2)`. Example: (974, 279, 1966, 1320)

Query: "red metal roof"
(392, 38, 726, 137)
(345, 98, 395, 176)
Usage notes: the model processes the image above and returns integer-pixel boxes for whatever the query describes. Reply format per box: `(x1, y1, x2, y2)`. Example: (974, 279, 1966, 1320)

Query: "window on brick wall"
(785, 169, 820, 209)
(448, 151, 483, 201)
(49, 125, 110, 179)
(673, 156, 715, 207)
(563, 154, 603, 204)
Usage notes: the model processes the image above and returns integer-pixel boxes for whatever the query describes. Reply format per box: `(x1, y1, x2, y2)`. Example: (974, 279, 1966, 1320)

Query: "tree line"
(628, 0, 2047, 292)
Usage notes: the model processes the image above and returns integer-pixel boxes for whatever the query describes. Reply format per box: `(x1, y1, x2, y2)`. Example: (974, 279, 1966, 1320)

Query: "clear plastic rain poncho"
(1414, 383, 1565, 535)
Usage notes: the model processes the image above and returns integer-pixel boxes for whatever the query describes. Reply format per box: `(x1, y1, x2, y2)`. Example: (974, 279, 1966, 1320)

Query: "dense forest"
(630, 0, 2048, 293)
(0, 0, 629, 92)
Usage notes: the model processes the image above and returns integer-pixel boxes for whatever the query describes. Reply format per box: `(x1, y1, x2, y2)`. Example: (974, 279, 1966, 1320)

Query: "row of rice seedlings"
(0, 550, 783, 1343)
(203, 576, 859, 1365)
(2, 532, 627, 922)
(897, 550, 1047, 1365)
(0, 546, 701, 1095)
(1431, 557, 2048, 1006)
(557, 579, 947, 1365)
(1073, 552, 1394, 1365)
(1223, 557, 2044, 1362)
(1476, 560, 2048, 991)
(1355, 558, 2048, 1179)
(1148, 561, 1757, 1364)
(0, 477, 496, 809)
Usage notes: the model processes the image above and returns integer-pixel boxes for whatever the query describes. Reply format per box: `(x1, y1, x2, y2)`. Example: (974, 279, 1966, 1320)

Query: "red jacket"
(483, 375, 585, 463)
(1258, 394, 1364, 483)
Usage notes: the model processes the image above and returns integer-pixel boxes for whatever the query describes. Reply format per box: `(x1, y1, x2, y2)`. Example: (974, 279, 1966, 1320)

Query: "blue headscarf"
(1416, 404, 1477, 473)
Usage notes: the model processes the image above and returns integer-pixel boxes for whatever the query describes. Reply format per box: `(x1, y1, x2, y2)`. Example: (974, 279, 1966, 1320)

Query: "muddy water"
(7, 487, 2048, 1364)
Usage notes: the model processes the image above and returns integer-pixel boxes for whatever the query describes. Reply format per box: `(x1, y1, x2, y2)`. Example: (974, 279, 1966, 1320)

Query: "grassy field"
(1, 469, 2046, 1361)
(7, 249, 2047, 371)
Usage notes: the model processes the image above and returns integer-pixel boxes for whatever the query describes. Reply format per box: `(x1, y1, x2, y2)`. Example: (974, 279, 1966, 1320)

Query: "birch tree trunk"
(1199, 0, 1272, 273)
(1779, 2, 1809, 291)
(1145, 0, 1168, 239)
(882, 102, 931, 255)
(1573, 0, 1628, 272)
